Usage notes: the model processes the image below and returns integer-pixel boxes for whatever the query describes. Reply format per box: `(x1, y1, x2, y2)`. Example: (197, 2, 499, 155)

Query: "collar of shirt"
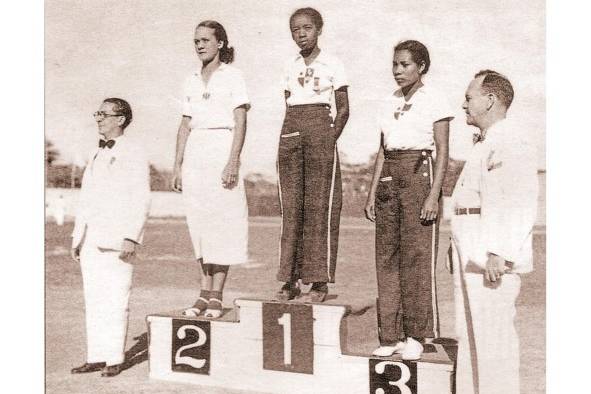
(391, 83, 427, 104)
(195, 62, 228, 78)
(294, 50, 330, 67)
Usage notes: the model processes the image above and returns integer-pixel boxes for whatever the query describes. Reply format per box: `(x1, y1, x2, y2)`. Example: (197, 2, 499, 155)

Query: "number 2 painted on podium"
(171, 319, 211, 374)
(277, 313, 292, 365)
(175, 325, 207, 368)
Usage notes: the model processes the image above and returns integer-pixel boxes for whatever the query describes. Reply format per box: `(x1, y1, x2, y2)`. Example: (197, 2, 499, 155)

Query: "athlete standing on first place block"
(365, 40, 453, 360)
(172, 20, 250, 319)
(276, 7, 349, 303)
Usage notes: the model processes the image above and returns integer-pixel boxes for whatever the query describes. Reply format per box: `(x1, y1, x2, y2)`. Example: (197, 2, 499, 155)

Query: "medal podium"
(147, 298, 457, 394)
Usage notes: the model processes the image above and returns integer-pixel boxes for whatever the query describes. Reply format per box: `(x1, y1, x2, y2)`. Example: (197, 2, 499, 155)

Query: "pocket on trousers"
(375, 178, 393, 203)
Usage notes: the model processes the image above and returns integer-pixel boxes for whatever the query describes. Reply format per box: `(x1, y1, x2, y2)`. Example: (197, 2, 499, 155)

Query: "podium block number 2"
(171, 319, 210, 375)
(262, 303, 313, 374)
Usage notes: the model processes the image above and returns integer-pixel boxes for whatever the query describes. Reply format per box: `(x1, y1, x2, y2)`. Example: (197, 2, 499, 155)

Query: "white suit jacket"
(452, 117, 539, 273)
(72, 134, 151, 250)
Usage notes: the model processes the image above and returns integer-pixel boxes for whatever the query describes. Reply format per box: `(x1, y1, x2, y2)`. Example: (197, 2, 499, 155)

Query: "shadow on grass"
(120, 333, 149, 372)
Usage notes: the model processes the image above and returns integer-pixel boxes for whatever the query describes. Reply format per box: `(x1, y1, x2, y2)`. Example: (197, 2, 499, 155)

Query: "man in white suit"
(450, 70, 538, 394)
(70, 98, 150, 377)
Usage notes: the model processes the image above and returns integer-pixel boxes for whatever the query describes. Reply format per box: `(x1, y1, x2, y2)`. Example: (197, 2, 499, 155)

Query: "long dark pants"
(375, 149, 440, 344)
(276, 104, 342, 284)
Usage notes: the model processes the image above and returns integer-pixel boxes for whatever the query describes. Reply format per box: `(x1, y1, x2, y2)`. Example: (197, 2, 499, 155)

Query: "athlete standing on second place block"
(172, 20, 250, 319)
(276, 7, 349, 303)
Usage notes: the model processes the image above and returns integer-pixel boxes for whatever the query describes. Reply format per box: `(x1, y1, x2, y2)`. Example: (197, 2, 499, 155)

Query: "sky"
(45, 0, 545, 175)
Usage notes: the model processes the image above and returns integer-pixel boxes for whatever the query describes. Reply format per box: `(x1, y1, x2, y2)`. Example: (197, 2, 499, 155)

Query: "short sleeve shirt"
(182, 63, 250, 130)
(377, 85, 454, 150)
(283, 51, 348, 106)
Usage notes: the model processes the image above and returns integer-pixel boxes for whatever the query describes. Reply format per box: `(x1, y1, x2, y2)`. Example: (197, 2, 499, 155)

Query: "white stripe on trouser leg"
(276, 161, 284, 266)
(81, 243, 132, 365)
(428, 155, 439, 337)
(326, 146, 337, 281)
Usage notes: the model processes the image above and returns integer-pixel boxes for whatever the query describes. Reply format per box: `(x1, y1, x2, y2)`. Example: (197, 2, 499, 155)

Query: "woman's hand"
(171, 166, 182, 192)
(364, 195, 376, 222)
(222, 159, 240, 189)
(420, 194, 439, 221)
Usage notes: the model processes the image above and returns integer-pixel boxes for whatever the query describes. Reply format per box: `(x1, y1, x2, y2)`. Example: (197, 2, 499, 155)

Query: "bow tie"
(472, 132, 485, 144)
(99, 139, 116, 149)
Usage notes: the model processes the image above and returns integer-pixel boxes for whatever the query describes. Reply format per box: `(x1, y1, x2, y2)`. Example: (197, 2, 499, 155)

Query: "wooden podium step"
(147, 298, 457, 394)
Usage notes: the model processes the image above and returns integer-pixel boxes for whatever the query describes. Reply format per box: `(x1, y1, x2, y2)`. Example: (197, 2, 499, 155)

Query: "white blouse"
(283, 51, 348, 107)
(377, 85, 454, 150)
(182, 63, 250, 130)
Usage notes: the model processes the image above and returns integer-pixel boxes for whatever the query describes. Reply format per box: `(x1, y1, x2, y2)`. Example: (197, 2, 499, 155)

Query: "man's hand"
(119, 239, 137, 262)
(485, 253, 506, 283)
(70, 247, 80, 263)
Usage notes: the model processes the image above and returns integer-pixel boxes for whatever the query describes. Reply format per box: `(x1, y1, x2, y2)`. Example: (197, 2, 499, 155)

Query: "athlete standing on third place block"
(276, 7, 349, 303)
(365, 40, 453, 361)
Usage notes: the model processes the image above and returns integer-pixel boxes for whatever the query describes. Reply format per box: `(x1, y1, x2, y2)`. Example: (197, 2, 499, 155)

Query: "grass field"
(45, 217, 545, 394)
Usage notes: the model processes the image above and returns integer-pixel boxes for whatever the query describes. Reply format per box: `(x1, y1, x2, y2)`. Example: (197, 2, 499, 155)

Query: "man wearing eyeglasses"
(70, 98, 151, 377)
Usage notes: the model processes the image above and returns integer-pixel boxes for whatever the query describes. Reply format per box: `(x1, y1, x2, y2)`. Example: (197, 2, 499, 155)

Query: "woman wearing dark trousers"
(276, 7, 349, 303)
(365, 40, 453, 360)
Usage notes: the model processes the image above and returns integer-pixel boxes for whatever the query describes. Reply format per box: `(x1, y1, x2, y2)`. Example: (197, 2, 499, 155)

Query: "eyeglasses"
(93, 111, 123, 119)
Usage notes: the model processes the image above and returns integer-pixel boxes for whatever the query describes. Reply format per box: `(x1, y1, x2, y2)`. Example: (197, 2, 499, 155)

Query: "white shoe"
(401, 337, 424, 360)
(372, 341, 406, 357)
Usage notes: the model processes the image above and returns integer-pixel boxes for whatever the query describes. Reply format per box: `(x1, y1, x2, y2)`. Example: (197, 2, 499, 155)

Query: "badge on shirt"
(394, 103, 413, 120)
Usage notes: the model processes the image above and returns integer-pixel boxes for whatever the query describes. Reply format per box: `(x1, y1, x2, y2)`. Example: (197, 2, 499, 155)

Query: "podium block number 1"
(262, 303, 313, 374)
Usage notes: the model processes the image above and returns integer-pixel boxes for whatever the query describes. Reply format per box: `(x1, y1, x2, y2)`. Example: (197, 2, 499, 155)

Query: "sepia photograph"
(42, 0, 546, 393)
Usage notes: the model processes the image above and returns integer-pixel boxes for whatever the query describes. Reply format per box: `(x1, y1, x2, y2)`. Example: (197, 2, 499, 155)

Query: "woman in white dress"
(172, 20, 250, 318)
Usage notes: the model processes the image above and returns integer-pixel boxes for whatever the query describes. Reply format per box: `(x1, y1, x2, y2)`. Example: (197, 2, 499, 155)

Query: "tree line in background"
(45, 138, 464, 216)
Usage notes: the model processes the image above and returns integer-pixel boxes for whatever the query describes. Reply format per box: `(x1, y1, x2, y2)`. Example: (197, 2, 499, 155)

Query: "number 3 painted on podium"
(174, 325, 207, 368)
(374, 361, 412, 394)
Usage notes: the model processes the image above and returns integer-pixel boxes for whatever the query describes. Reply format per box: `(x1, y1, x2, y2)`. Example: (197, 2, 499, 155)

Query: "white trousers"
(80, 241, 133, 365)
(451, 215, 521, 394)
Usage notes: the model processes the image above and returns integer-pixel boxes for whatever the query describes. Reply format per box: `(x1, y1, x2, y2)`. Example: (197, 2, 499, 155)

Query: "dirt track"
(45, 217, 545, 393)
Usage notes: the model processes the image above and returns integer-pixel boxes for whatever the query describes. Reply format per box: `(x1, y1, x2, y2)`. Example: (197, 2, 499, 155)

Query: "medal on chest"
(394, 103, 413, 120)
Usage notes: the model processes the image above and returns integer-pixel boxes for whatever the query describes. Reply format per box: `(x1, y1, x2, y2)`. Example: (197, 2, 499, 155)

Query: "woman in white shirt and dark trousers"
(365, 40, 453, 360)
(276, 7, 349, 303)
(172, 20, 250, 319)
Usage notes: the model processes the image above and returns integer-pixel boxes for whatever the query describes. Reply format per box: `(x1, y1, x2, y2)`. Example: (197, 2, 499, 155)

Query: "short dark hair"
(103, 97, 132, 129)
(474, 69, 514, 109)
(394, 40, 431, 74)
(197, 20, 234, 63)
(290, 7, 324, 30)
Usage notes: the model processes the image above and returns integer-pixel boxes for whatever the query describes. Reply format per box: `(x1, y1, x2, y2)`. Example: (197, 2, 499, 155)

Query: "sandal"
(182, 296, 208, 317)
(203, 298, 223, 318)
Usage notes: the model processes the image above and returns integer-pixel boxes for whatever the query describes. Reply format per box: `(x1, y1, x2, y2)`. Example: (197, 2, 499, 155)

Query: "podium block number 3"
(369, 359, 417, 394)
(262, 303, 313, 374)
(171, 319, 211, 375)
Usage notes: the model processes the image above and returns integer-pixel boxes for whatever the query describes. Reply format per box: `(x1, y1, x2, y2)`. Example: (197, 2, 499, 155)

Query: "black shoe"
(298, 282, 328, 303)
(71, 362, 106, 374)
(275, 282, 301, 301)
(101, 364, 123, 377)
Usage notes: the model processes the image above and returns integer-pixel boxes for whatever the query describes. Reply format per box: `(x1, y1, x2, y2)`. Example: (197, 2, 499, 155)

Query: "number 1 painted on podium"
(277, 313, 292, 365)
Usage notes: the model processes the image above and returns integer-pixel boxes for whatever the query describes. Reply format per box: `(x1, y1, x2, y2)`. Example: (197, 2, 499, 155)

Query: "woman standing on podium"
(172, 20, 250, 318)
(364, 40, 453, 360)
(275, 7, 349, 303)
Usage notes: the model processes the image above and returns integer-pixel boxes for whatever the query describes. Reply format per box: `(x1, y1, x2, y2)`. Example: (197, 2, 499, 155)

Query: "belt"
(454, 207, 481, 215)
(287, 103, 330, 110)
